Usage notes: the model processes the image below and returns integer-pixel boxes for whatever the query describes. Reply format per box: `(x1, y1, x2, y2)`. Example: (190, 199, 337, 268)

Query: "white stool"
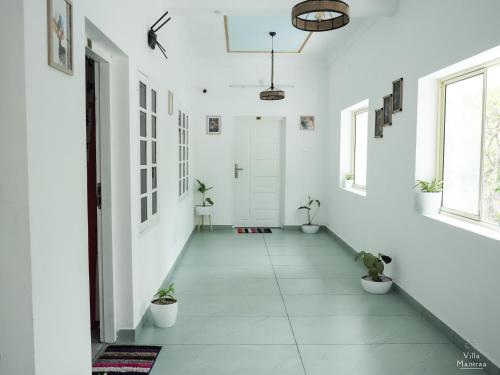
(197, 214, 213, 232)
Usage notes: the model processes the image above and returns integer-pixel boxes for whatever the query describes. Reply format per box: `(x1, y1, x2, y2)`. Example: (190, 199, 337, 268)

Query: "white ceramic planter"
(302, 224, 320, 234)
(150, 300, 178, 328)
(415, 192, 442, 215)
(361, 276, 393, 294)
(195, 205, 213, 216)
(344, 180, 354, 189)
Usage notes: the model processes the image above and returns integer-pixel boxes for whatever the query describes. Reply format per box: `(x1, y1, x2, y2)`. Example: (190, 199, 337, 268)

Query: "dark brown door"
(85, 57, 99, 331)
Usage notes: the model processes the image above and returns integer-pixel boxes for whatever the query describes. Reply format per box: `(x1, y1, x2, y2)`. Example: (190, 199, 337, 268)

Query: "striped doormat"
(92, 345, 162, 374)
(237, 227, 272, 234)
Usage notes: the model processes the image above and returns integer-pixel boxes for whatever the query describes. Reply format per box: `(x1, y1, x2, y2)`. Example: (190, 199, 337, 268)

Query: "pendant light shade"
(292, 0, 350, 32)
(260, 32, 285, 101)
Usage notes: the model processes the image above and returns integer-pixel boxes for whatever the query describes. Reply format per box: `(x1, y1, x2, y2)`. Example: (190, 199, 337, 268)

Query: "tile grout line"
(263, 234, 309, 375)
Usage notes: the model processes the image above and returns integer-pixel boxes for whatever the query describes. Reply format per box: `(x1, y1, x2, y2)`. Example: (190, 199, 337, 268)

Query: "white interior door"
(233, 117, 283, 228)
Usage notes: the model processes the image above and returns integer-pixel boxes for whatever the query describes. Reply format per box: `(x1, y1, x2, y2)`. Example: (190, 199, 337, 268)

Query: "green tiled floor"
(127, 229, 484, 374)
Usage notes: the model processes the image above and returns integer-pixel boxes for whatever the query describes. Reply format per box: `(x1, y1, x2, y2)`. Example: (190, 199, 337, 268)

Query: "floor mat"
(92, 345, 162, 374)
(237, 227, 272, 234)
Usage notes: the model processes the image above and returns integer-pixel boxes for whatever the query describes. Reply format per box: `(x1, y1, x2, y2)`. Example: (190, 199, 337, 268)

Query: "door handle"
(234, 163, 244, 179)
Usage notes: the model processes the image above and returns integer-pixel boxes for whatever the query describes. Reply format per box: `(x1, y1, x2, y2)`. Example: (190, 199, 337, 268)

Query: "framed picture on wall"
(392, 78, 404, 113)
(47, 0, 73, 75)
(300, 116, 315, 131)
(207, 116, 221, 134)
(168, 91, 174, 115)
(383, 94, 393, 126)
(375, 108, 384, 138)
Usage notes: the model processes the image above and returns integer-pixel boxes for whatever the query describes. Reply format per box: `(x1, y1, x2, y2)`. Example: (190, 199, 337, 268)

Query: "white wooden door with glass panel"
(233, 117, 283, 228)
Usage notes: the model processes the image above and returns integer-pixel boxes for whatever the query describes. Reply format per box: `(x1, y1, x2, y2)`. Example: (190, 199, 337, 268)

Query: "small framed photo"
(207, 116, 221, 134)
(375, 108, 384, 138)
(47, 0, 73, 75)
(300, 116, 315, 131)
(168, 91, 174, 116)
(383, 94, 393, 126)
(392, 78, 403, 113)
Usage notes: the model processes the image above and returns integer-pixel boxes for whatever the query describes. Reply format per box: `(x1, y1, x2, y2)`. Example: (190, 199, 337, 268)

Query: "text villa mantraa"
(457, 352, 487, 370)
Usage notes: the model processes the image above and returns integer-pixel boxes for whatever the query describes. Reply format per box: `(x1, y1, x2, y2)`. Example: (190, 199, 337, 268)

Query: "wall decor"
(300, 116, 315, 131)
(168, 91, 174, 115)
(207, 116, 221, 135)
(383, 94, 393, 126)
(47, 0, 73, 75)
(375, 109, 384, 138)
(148, 10, 171, 60)
(392, 78, 404, 113)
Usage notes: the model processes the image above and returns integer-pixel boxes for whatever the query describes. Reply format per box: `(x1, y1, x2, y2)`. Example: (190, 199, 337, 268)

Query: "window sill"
(341, 186, 366, 197)
(422, 212, 500, 241)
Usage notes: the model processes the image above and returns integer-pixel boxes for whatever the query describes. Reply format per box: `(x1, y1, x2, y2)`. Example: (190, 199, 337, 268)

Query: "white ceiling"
(165, 0, 400, 60)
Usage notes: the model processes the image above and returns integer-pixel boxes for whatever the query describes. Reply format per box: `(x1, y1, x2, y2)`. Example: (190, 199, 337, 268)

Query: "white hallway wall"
(0, 1, 36, 374)
(192, 55, 328, 226)
(1, 0, 196, 374)
(327, 0, 500, 365)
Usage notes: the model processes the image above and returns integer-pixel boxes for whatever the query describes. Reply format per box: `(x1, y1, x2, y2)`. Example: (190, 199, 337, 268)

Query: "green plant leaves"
(415, 177, 444, 192)
(355, 251, 392, 281)
(154, 282, 176, 301)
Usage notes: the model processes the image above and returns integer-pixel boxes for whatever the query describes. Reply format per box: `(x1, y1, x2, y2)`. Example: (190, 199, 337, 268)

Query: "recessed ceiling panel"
(225, 15, 311, 53)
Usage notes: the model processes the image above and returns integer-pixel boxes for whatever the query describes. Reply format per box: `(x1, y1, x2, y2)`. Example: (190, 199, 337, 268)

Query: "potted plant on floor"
(415, 177, 444, 215)
(195, 179, 214, 216)
(298, 196, 321, 234)
(344, 173, 354, 189)
(150, 283, 178, 328)
(355, 251, 393, 294)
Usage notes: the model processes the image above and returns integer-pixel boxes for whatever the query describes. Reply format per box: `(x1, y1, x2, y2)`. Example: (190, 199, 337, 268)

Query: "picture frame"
(383, 94, 393, 126)
(47, 0, 73, 75)
(392, 78, 404, 113)
(300, 116, 315, 131)
(168, 91, 174, 116)
(375, 108, 384, 138)
(207, 116, 221, 135)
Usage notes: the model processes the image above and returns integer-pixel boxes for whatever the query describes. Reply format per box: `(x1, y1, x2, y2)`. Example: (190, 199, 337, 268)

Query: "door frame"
(231, 116, 286, 228)
(85, 46, 116, 343)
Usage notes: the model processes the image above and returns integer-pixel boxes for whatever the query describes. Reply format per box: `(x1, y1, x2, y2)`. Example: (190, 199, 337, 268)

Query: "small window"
(353, 109, 368, 190)
(139, 82, 147, 109)
(178, 111, 190, 198)
(139, 80, 159, 228)
(440, 62, 500, 225)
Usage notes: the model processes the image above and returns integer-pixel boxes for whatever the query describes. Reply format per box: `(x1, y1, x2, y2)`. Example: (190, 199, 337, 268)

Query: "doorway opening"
(86, 56, 104, 358)
(232, 116, 286, 228)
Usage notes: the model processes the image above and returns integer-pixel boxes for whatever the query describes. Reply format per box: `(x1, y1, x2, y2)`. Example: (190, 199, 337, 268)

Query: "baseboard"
(117, 227, 196, 342)
(324, 226, 499, 375)
(212, 225, 233, 230)
(283, 225, 301, 231)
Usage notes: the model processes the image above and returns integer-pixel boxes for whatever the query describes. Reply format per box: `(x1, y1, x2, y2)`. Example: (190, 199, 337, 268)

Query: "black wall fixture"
(148, 10, 171, 60)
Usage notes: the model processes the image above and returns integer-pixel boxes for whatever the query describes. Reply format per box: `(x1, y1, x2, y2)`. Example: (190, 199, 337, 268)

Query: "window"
(139, 81, 159, 227)
(178, 110, 189, 197)
(440, 62, 500, 225)
(352, 109, 368, 190)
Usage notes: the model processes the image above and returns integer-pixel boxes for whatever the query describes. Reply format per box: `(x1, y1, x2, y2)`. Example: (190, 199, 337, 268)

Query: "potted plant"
(298, 196, 321, 234)
(195, 179, 214, 216)
(344, 173, 354, 189)
(150, 283, 178, 328)
(415, 177, 444, 215)
(354, 251, 393, 294)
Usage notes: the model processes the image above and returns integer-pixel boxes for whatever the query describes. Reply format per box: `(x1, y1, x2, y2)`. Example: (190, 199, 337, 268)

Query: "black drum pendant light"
(260, 32, 285, 101)
(292, 0, 350, 32)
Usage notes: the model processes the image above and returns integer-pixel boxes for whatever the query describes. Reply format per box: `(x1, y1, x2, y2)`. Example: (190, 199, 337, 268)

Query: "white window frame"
(351, 107, 368, 191)
(438, 59, 500, 229)
(178, 110, 189, 199)
(139, 80, 159, 231)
